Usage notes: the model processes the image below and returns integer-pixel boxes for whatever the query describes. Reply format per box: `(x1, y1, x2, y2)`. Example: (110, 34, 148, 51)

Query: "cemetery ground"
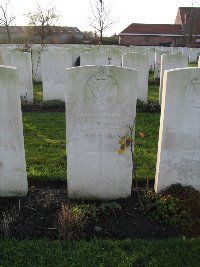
(0, 79, 200, 267)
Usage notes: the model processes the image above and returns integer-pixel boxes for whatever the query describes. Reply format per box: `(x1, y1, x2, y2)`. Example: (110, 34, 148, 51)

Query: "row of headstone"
(1, 47, 200, 197)
(65, 65, 200, 197)
(0, 44, 199, 104)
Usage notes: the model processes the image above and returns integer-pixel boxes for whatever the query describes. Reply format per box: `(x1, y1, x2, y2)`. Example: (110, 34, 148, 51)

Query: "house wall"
(185, 36, 200, 48)
(46, 33, 83, 44)
(119, 35, 184, 47)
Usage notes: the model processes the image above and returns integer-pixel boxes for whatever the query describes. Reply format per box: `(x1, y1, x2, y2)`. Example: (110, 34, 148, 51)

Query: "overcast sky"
(10, 0, 195, 35)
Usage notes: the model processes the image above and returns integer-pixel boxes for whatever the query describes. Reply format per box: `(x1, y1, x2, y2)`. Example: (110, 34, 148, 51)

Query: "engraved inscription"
(171, 57, 180, 69)
(76, 112, 121, 152)
(74, 68, 129, 152)
(85, 68, 119, 109)
(186, 76, 200, 108)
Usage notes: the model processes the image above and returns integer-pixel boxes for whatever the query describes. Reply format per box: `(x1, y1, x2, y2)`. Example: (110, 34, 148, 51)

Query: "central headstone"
(66, 65, 137, 199)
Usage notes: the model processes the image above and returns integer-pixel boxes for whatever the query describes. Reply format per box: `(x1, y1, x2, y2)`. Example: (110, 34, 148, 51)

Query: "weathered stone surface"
(105, 48, 122, 66)
(66, 65, 137, 199)
(80, 49, 108, 66)
(0, 65, 27, 196)
(155, 50, 170, 78)
(8, 51, 33, 103)
(189, 48, 200, 63)
(41, 50, 72, 101)
(155, 67, 200, 192)
(159, 53, 188, 103)
(122, 52, 149, 102)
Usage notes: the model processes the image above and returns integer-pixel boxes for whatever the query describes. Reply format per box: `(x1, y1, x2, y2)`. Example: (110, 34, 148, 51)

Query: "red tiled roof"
(120, 23, 183, 35)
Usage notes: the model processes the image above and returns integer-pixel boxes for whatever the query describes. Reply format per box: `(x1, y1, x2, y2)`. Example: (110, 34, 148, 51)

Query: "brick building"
(119, 7, 200, 47)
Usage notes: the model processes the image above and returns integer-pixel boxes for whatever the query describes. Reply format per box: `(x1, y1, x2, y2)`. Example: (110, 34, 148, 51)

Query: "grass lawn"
(22, 111, 160, 182)
(148, 84, 159, 102)
(189, 62, 198, 67)
(0, 238, 200, 267)
(33, 82, 43, 103)
(135, 112, 160, 181)
(23, 112, 66, 181)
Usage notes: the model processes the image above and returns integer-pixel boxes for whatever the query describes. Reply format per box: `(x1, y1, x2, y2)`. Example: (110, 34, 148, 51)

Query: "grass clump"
(57, 203, 86, 240)
(33, 82, 43, 103)
(43, 100, 65, 110)
(75, 201, 121, 222)
(144, 184, 200, 236)
(137, 100, 160, 113)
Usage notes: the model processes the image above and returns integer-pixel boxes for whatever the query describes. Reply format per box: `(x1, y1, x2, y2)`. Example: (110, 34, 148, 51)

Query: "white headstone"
(8, 51, 33, 103)
(105, 49, 122, 66)
(155, 50, 170, 78)
(159, 53, 188, 103)
(80, 49, 108, 66)
(0, 65, 28, 196)
(146, 48, 155, 70)
(155, 67, 200, 192)
(122, 52, 149, 102)
(189, 48, 199, 63)
(66, 65, 137, 199)
(171, 47, 182, 54)
(41, 50, 72, 101)
(0, 48, 4, 65)
(182, 47, 190, 60)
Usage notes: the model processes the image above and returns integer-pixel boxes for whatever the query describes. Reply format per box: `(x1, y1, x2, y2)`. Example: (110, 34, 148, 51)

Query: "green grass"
(33, 82, 43, 103)
(23, 112, 66, 181)
(0, 238, 199, 267)
(189, 62, 198, 67)
(147, 70, 159, 102)
(22, 111, 160, 182)
(148, 84, 159, 102)
(135, 113, 160, 181)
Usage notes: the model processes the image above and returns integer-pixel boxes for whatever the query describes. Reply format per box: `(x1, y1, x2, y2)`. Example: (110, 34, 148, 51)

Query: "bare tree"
(0, 0, 15, 43)
(88, 0, 116, 43)
(26, 2, 59, 46)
